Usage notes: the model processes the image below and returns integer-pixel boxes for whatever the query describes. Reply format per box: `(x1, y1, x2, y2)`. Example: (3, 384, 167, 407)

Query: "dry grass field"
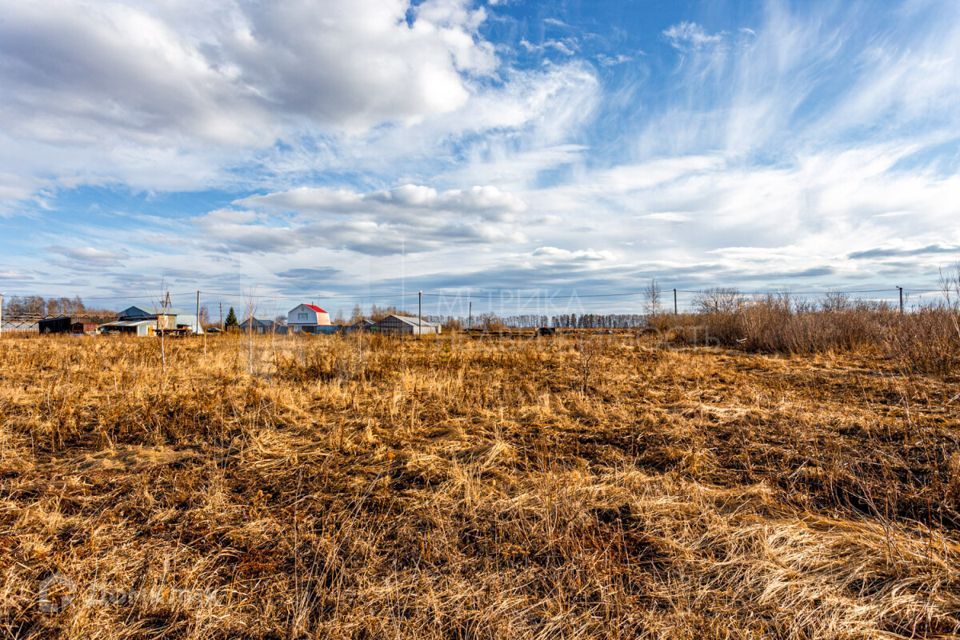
(1, 330, 959, 639)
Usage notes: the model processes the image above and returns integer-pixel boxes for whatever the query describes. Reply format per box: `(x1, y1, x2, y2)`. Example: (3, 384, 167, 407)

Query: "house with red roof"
(287, 303, 332, 333)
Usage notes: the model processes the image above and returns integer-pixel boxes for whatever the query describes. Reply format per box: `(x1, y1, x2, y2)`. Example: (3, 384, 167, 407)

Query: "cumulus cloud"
(0, 0, 496, 144)
(221, 0, 496, 131)
(0, 0, 565, 200)
(0, 0, 601, 204)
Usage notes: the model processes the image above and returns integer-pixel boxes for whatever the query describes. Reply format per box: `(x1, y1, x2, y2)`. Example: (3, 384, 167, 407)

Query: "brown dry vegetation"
(658, 300, 960, 376)
(1, 331, 959, 639)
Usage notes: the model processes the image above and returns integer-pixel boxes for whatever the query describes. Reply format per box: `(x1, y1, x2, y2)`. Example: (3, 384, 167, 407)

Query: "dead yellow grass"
(1, 332, 958, 639)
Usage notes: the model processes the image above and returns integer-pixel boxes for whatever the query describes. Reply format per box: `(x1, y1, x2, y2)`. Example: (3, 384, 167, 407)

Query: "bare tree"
(694, 288, 744, 314)
(4, 296, 24, 317)
(643, 278, 662, 316)
(350, 304, 364, 324)
(24, 296, 45, 317)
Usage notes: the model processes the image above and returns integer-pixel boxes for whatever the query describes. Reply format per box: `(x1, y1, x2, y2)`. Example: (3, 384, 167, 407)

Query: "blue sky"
(1, 0, 959, 317)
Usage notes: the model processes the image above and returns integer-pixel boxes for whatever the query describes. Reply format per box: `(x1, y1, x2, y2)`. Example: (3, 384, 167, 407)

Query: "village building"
(286, 304, 331, 333)
(0, 320, 39, 334)
(348, 318, 377, 332)
(375, 314, 441, 335)
(40, 315, 108, 334)
(38, 316, 72, 334)
(71, 320, 100, 334)
(239, 317, 287, 334)
(98, 318, 157, 337)
(99, 305, 203, 336)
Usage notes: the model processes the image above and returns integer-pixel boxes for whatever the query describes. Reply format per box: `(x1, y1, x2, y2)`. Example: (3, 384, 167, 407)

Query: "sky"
(1, 0, 959, 317)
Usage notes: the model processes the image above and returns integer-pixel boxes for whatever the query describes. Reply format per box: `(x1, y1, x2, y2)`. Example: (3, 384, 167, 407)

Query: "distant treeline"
(3, 295, 86, 317)
(2, 295, 114, 321)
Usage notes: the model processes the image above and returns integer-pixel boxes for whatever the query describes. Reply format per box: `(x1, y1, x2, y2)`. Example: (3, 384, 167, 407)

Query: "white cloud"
(597, 53, 634, 67)
(532, 247, 616, 263)
(240, 184, 527, 218)
(522, 140, 960, 286)
(641, 212, 690, 222)
(0, 0, 601, 203)
(201, 182, 529, 256)
(0, 0, 498, 143)
(0, 0, 575, 201)
(520, 38, 578, 56)
(49, 245, 129, 266)
(663, 22, 725, 51)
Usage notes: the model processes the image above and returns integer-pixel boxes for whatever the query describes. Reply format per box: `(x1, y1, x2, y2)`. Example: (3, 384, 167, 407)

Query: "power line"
(197, 290, 423, 301)
(424, 287, 930, 298)
(0, 285, 950, 309)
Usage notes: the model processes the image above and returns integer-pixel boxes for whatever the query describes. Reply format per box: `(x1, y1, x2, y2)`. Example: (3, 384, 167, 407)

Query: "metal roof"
(384, 314, 440, 327)
(119, 306, 191, 317)
(240, 317, 278, 327)
(100, 319, 155, 327)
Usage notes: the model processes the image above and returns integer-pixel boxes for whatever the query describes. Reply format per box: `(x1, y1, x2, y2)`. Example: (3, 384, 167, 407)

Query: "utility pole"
(468, 300, 472, 331)
(673, 288, 678, 315)
(195, 290, 200, 335)
(898, 286, 904, 314)
(219, 302, 224, 331)
(417, 290, 422, 339)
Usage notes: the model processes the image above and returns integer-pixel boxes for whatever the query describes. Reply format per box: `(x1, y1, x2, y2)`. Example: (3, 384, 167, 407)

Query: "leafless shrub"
(575, 333, 604, 394)
(662, 281, 960, 375)
(738, 295, 886, 353)
(671, 294, 890, 354)
(883, 263, 960, 376)
(885, 307, 960, 376)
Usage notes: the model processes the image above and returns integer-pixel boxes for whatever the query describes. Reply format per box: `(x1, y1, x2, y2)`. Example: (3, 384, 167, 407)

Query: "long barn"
(375, 314, 441, 335)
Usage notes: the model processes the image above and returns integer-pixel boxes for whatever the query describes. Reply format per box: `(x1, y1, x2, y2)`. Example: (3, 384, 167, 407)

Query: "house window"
(298, 312, 307, 320)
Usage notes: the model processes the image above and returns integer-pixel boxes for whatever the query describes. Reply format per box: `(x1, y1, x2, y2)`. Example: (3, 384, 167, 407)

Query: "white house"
(287, 304, 331, 333)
